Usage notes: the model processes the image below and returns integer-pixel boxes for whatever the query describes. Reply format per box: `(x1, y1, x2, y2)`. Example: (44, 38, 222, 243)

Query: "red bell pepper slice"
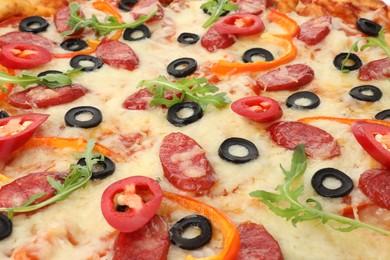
(0, 43, 52, 69)
(0, 113, 49, 159)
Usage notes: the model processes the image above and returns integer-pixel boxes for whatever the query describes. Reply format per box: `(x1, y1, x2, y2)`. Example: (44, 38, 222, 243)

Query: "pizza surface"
(0, 0, 390, 259)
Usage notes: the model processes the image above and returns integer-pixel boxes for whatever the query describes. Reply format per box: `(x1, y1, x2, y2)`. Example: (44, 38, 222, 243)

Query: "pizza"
(0, 0, 390, 259)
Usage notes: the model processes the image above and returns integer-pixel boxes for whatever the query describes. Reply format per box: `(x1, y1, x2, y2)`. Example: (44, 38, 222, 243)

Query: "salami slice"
(358, 58, 390, 81)
(132, 0, 164, 22)
(268, 121, 340, 159)
(236, 0, 267, 15)
(256, 64, 315, 91)
(123, 88, 153, 110)
(159, 132, 217, 192)
(0, 172, 65, 209)
(0, 31, 55, 51)
(95, 39, 139, 71)
(298, 15, 331, 45)
(8, 84, 88, 109)
(201, 26, 236, 53)
(359, 168, 390, 210)
(237, 222, 283, 260)
(54, 6, 84, 35)
(112, 215, 170, 260)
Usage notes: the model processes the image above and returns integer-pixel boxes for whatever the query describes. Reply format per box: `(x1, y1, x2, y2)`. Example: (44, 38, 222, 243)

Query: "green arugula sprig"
(201, 0, 238, 28)
(250, 145, 390, 236)
(0, 69, 80, 93)
(342, 28, 390, 72)
(1, 140, 101, 218)
(137, 75, 230, 110)
(63, 2, 157, 37)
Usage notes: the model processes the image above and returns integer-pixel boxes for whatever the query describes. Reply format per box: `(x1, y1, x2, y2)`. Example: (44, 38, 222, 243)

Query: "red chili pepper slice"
(231, 96, 283, 123)
(0, 43, 52, 69)
(213, 13, 265, 36)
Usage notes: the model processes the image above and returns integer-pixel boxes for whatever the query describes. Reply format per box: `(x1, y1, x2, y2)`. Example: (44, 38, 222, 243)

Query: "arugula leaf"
(250, 144, 390, 236)
(0, 140, 101, 217)
(342, 28, 390, 72)
(63, 2, 157, 37)
(0, 69, 80, 93)
(201, 0, 238, 28)
(137, 75, 230, 110)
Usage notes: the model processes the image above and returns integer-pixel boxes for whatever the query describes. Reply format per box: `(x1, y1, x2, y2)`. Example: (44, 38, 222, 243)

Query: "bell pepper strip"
(211, 33, 297, 75)
(92, 1, 124, 40)
(163, 191, 240, 260)
(267, 9, 299, 38)
(52, 40, 100, 58)
(0, 65, 14, 101)
(22, 136, 124, 161)
(298, 116, 390, 128)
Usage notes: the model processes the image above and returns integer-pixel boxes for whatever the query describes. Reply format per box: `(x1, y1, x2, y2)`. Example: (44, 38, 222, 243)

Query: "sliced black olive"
(169, 214, 212, 250)
(37, 70, 62, 77)
(333, 53, 362, 71)
(167, 102, 203, 127)
(118, 0, 138, 11)
(70, 55, 104, 72)
(167, 57, 197, 78)
(0, 110, 10, 119)
(60, 38, 88, 52)
(356, 18, 382, 36)
(0, 214, 12, 240)
(286, 91, 321, 110)
(65, 106, 103, 128)
(349, 85, 382, 102)
(375, 109, 390, 121)
(177, 33, 200, 45)
(123, 25, 151, 41)
(19, 16, 49, 33)
(311, 168, 354, 198)
(77, 156, 115, 180)
(218, 137, 259, 164)
(242, 48, 274, 63)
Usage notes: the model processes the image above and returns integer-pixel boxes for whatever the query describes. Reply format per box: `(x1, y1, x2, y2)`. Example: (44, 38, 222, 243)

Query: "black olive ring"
(118, 0, 138, 11)
(65, 106, 103, 128)
(37, 70, 63, 77)
(123, 25, 151, 41)
(167, 57, 197, 78)
(0, 213, 12, 240)
(77, 156, 115, 180)
(167, 101, 204, 127)
(19, 16, 49, 33)
(356, 18, 382, 36)
(242, 48, 274, 63)
(286, 91, 321, 110)
(60, 38, 88, 52)
(349, 85, 382, 102)
(375, 109, 390, 121)
(218, 137, 259, 164)
(333, 53, 362, 71)
(0, 111, 10, 119)
(311, 168, 354, 198)
(177, 33, 200, 45)
(70, 55, 104, 72)
(169, 214, 212, 250)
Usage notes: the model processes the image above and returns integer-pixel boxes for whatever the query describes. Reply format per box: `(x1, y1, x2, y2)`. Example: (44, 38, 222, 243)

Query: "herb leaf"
(137, 75, 230, 110)
(63, 2, 157, 37)
(250, 144, 390, 236)
(201, 0, 238, 28)
(0, 140, 101, 216)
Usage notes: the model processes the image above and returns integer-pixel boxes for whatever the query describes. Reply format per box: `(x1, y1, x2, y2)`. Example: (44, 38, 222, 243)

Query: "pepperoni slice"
(236, 0, 267, 15)
(113, 215, 170, 260)
(0, 32, 55, 51)
(0, 172, 65, 209)
(268, 121, 340, 159)
(358, 58, 390, 81)
(131, 0, 164, 22)
(237, 222, 283, 260)
(298, 15, 331, 45)
(359, 169, 390, 210)
(256, 64, 315, 91)
(8, 84, 88, 109)
(96, 39, 139, 71)
(122, 88, 153, 110)
(201, 25, 236, 53)
(159, 132, 217, 192)
(54, 6, 84, 35)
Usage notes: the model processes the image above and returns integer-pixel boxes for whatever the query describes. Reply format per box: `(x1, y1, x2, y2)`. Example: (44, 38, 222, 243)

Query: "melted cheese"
(0, 1, 390, 259)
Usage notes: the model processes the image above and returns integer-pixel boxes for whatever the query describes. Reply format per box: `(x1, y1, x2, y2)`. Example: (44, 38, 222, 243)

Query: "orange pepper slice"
(298, 116, 390, 128)
(267, 9, 299, 38)
(92, 0, 124, 40)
